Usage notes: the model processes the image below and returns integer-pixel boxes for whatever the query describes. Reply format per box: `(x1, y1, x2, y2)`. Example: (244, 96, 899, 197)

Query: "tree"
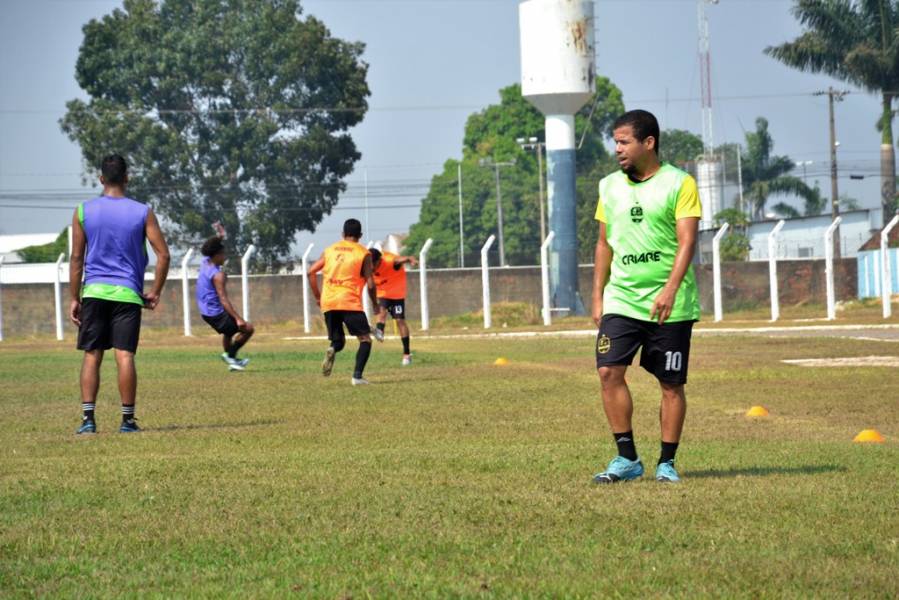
(660, 129, 704, 170)
(712, 207, 752, 261)
(60, 0, 370, 263)
(18, 229, 68, 263)
(405, 79, 625, 267)
(740, 118, 823, 220)
(766, 0, 899, 216)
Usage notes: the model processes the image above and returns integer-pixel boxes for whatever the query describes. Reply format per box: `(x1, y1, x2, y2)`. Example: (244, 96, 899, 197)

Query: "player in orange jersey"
(369, 248, 417, 365)
(307, 219, 378, 385)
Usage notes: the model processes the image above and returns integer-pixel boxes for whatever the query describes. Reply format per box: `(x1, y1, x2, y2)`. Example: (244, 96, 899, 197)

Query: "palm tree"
(740, 118, 823, 220)
(766, 0, 899, 218)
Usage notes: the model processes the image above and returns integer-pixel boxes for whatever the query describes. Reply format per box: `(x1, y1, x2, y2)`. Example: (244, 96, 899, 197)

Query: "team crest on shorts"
(597, 334, 611, 354)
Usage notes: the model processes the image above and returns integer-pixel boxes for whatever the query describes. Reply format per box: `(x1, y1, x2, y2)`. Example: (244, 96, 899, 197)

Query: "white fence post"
(824, 216, 843, 320)
(181, 248, 194, 336)
(881, 214, 899, 319)
(540, 231, 555, 326)
(301, 243, 314, 334)
(241, 245, 256, 321)
(363, 241, 374, 319)
(419, 238, 434, 331)
(0, 256, 4, 342)
(54, 252, 65, 341)
(767, 220, 785, 321)
(481, 235, 496, 329)
(712, 223, 729, 323)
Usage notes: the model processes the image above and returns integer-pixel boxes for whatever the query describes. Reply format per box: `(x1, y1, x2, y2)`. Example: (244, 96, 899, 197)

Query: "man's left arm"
(650, 177, 701, 324)
(650, 217, 698, 324)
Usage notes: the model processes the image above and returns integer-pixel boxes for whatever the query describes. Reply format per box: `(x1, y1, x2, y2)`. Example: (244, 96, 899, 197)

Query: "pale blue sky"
(0, 0, 885, 253)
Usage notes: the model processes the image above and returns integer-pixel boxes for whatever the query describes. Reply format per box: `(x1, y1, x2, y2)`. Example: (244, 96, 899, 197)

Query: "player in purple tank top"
(196, 235, 255, 371)
(69, 155, 170, 434)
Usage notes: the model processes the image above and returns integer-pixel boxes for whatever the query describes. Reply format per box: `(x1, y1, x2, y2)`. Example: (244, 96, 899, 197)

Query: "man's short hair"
(369, 248, 382, 264)
(343, 218, 362, 239)
(612, 110, 661, 155)
(100, 154, 128, 185)
(201, 235, 225, 257)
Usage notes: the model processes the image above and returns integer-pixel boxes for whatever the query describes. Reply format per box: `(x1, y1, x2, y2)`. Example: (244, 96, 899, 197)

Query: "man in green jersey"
(591, 110, 701, 484)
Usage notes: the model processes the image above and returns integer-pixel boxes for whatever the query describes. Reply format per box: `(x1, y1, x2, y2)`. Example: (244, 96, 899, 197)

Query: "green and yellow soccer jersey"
(595, 162, 701, 322)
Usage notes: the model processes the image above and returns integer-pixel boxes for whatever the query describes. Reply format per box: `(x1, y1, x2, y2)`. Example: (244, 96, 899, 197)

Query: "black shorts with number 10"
(595, 314, 695, 385)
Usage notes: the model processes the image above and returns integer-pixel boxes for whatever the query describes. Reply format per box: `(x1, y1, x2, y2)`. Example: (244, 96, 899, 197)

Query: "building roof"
(0, 232, 59, 254)
(859, 215, 899, 251)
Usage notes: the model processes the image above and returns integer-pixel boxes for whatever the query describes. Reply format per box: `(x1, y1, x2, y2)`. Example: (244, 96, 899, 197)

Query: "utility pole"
(815, 87, 847, 257)
(479, 156, 516, 267)
(517, 137, 547, 241)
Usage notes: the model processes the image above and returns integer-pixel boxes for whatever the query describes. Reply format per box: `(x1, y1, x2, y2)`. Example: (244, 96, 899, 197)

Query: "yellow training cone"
(853, 429, 885, 443)
(745, 406, 769, 417)
(494, 357, 510, 366)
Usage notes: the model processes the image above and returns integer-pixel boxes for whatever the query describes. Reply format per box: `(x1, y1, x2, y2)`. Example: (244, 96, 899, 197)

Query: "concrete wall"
(0, 258, 858, 339)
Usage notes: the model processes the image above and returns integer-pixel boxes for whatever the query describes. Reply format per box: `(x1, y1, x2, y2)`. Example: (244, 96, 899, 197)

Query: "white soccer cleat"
(401, 355, 412, 366)
(351, 377, 370, 386)
(221, 353, 244, 371)
(372, 328, 384, 342)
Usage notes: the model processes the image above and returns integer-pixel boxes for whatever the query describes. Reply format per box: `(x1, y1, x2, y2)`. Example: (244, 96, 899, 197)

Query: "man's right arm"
(362, 255, 378, 305)
(592, 222, 612, 326)
(307, 257, 325, 305)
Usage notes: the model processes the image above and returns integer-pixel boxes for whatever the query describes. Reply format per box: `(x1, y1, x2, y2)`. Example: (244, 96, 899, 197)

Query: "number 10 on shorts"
(665, 351, 682, 372)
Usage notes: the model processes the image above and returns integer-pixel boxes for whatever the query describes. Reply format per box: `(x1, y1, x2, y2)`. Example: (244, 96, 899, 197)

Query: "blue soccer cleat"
(592, 456, 644, 484)
(76, 419, 96, 435)
(655, 460, 681, 483)
(119, 419, 141, 433)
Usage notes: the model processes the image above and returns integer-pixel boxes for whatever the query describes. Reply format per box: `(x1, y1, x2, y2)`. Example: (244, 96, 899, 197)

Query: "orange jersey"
(373, 251, 407, 299)
(320, 240, 369, 312)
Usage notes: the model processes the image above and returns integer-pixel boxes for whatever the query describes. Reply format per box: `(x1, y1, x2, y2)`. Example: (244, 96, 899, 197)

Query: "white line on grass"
(283, 323, 899, 342)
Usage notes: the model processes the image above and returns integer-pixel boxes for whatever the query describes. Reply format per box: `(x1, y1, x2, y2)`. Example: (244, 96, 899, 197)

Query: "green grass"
(1, 329, 897, 598)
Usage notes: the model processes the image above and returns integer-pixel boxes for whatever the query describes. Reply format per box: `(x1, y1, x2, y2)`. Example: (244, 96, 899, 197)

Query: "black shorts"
(77, 298, 142, 354)
(378, 298, 406, 319)
(595, 314, 695, 385)
(202, 312, 240, 336)
(324, 310, 370, 344)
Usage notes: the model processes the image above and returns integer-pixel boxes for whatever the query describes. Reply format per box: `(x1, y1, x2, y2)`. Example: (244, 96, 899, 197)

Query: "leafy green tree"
(405, 78, 625, 266)
(713, 208, 752, 261)
(740, 118, 823, 220)
(766, 0, 899, 215)
(660, 129, 704, 170)
(18, 229, 68, 263)
(60, 0, 370, 263)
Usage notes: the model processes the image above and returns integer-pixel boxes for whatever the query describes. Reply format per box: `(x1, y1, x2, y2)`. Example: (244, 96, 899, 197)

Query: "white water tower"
(519, 0, 595, 314)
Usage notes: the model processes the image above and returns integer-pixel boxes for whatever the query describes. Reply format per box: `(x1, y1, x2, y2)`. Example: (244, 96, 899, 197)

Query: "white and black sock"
(82, 402, 95, 421)
(121, 404, 135, 423)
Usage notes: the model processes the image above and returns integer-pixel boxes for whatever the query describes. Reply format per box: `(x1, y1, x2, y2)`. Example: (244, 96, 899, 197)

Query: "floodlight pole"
(301, 243, 314, 334)
(540, 231, 555, 326)
(824, 216, 842, 320)
(181, 248, 194, 336)
(712, 223, 729, 322)
(881, 214, 899, 319)
(54, 252, 65, 341)
(481, 235, 496, 329)
(241, 245, 256, 321)
(767, 220, 785, 321)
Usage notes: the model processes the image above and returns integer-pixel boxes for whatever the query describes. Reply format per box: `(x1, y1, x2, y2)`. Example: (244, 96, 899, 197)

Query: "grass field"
(1, 326, 897, 597)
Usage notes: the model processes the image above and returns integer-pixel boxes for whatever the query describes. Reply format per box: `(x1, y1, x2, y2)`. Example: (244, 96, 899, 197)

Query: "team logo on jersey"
(630, 206, 644, 223)
(597, 334, 611, 354)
